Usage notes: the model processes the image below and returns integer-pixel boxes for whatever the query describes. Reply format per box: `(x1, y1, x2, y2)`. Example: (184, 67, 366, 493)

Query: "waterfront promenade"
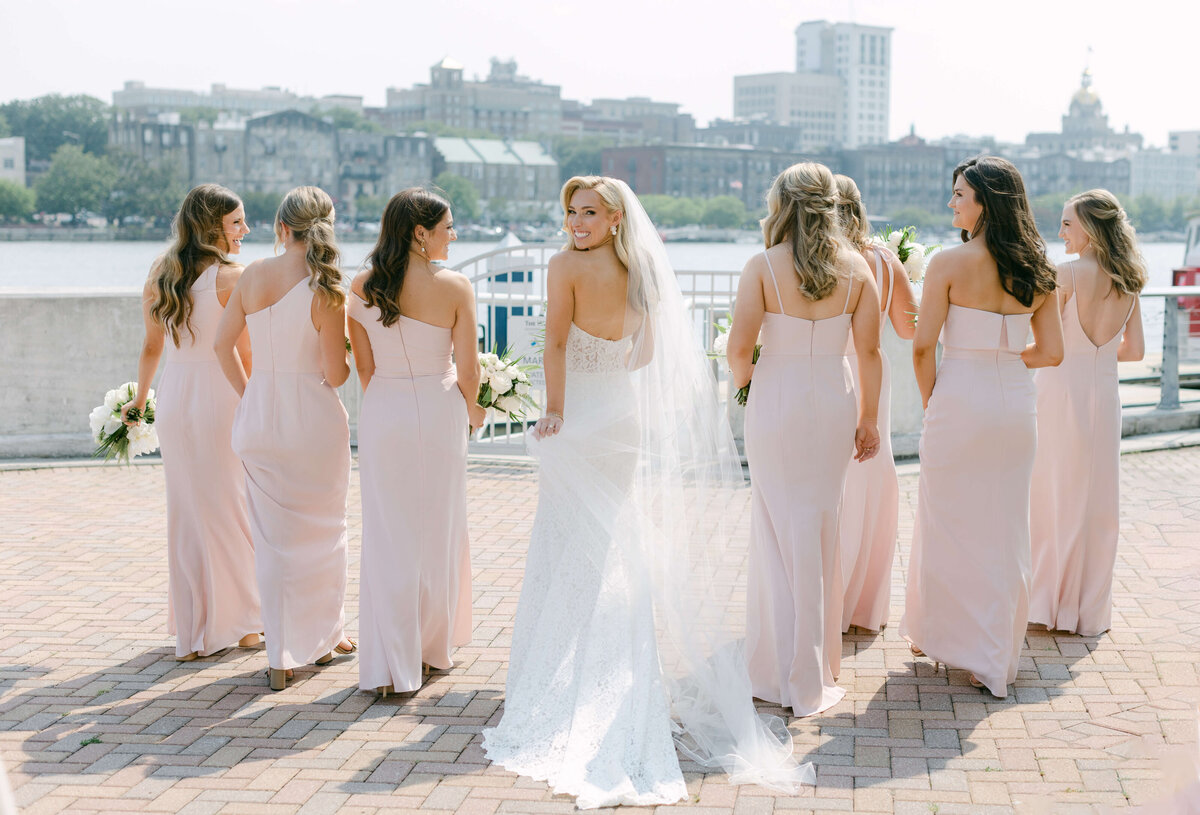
(1, 436, 1198, 814)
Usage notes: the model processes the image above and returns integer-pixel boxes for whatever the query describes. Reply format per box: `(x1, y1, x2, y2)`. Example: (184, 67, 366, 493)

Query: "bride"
(481, 177, 812, 808)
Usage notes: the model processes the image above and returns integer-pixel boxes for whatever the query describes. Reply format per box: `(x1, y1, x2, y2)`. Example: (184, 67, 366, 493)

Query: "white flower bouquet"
(89, 382, 159, 463)
(871, 226, 937, 283)
(709, 319, 759, 406)
(477, 348, 538, 422)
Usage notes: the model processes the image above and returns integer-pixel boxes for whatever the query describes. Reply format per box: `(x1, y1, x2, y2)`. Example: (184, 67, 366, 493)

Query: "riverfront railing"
(1143, 286, 1200, 410)
(453, 244, 1200, 455)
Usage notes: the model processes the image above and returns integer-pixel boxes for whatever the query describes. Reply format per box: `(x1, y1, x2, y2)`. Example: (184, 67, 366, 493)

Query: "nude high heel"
(910, 643, 941, 674)
(314, 652, 335, 666)
(268, 668, 288, 691)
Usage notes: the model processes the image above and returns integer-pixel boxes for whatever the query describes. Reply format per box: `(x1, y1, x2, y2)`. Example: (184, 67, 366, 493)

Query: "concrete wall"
(0, 291, 361, 458)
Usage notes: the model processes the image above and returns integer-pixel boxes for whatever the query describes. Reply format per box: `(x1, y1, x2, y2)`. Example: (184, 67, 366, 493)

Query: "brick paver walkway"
(1, 447, 1198, 814)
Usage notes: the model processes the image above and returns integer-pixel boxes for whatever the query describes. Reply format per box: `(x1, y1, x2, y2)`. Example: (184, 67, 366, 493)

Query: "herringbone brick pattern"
(1, 448, 1197, 814)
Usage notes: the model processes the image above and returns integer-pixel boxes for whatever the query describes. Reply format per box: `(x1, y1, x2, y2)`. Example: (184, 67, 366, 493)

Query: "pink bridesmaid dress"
(745, 254, 851, 717)
(232, 278, 351, 670)
(156, 264, 262, 657)
(350, 296, 472, 693)
(840, 249, 900, 633)
(901, 305, 1036, 698)
(1029, 265, 1136, 636)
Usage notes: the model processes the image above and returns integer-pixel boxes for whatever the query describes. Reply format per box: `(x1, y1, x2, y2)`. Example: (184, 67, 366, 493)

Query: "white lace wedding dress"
(481, 322, 688, 808)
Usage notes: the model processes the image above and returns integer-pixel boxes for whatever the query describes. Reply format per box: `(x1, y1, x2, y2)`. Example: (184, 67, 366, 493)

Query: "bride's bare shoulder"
(549, 249, 591, 278)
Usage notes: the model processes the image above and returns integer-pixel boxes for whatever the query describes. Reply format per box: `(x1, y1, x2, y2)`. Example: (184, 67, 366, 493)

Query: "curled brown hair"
(150, 184, 240, 347)
(834, 174, 870, 251)
(954, 156, 1056, 307)
(760, 162, 842, 301)
(275, 186, 344, 309)
(363, 188, 449, 328)
(1066, 189, 1147, 295)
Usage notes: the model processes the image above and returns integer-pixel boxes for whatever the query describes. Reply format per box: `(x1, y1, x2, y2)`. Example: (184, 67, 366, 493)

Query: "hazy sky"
(1, 0, 1195, 148)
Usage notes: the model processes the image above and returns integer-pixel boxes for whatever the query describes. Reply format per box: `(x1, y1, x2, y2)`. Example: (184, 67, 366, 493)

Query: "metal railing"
(1142, 285, 1200, 410)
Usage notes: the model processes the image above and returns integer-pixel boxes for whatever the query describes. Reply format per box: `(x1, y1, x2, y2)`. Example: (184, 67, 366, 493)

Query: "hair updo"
(275, 186, 344, 308)
(1066, 189, 1147, 295)
(761, 162, 843, 301)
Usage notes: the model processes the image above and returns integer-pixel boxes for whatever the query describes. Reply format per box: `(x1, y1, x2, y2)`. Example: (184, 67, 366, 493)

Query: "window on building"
(2, 158, 12, 169)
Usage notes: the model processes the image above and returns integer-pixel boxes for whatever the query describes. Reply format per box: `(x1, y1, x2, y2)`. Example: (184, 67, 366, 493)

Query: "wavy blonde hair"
(150, 184, 240, 347)
(560, 175, 656, 313)
(834, 174, 870, 251)
(1066, 189, 1147, 295)
(275, 186, 344, 308)
(761, 162, 842, 301)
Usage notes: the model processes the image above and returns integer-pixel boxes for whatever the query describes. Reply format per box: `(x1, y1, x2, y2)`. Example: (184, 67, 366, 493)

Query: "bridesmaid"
(1029, 189, 1145, 636)
(214, 186, 355, 691)
(349, 189, 485, 695)
(834, 174, 919, 633)
(730, 161, 882, 717)
(123, 184, 262, 661)
(901, 156, 1063, 698)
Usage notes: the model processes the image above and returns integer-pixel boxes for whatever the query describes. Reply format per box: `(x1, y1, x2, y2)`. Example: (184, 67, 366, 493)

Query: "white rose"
(490, 371, 513, 395)
(127, 423, 159, 457)
(712, 332, 729, 357)
(903, 250, 927, 283)
(103, 389, 121, 411)
(103, 414, 123, 436)
(479, 353, 500, 369)
(89, 405, 110, 437)
(515, 381, 531, 396)
(496, 394, 523, 415)
(886, 230, 904, 250)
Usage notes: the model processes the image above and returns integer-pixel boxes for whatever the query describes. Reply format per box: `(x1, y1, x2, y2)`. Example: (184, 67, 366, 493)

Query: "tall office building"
(733, 19, 891, 149)
(795, 20, 892, 148)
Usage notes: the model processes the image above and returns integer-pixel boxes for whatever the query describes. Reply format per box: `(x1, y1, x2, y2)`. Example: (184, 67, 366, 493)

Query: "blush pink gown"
(840, 248, 900, 633)
(155, 264, 262, 657)
(1029, 268, 1136, 636)
(901, 305, 1035, 699)
(350, 296, 472, 693)
(232, 279, 351, 671)
(745, 254, 851, 717)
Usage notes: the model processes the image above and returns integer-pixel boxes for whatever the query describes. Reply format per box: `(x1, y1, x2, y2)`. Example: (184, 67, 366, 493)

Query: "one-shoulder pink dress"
(156, 264, 262, 657)
(350, 295, 472, 692)
(901, 305, 1035, 698)
(232, 279, 351, 670)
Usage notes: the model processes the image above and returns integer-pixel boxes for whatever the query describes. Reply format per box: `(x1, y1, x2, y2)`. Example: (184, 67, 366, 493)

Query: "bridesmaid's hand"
(468, 403, 487, 432)
(854, 420, 880, 462)
(532, 414, 563, 440)
(120, 400, 145, 427)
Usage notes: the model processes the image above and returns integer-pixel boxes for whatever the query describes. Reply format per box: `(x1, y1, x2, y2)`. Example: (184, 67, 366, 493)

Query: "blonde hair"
(559, 175, 656, 312)
(151, 184, 240, 347)
(761, 162, 842, 301)
(834, 174, 870, 251)
(275, 186, 345, 308)
(1066, 189, 1148, 295)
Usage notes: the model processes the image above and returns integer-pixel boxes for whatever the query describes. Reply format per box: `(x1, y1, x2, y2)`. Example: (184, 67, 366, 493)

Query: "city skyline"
(1, 0, 1195, 148)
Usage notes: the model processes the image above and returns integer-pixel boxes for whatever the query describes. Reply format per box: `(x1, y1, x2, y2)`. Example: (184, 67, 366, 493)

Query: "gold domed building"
(1026, 68, 1143, 154)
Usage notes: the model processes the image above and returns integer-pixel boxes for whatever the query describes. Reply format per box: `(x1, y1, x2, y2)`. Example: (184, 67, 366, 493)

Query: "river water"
(0, 238, 1187, 353)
